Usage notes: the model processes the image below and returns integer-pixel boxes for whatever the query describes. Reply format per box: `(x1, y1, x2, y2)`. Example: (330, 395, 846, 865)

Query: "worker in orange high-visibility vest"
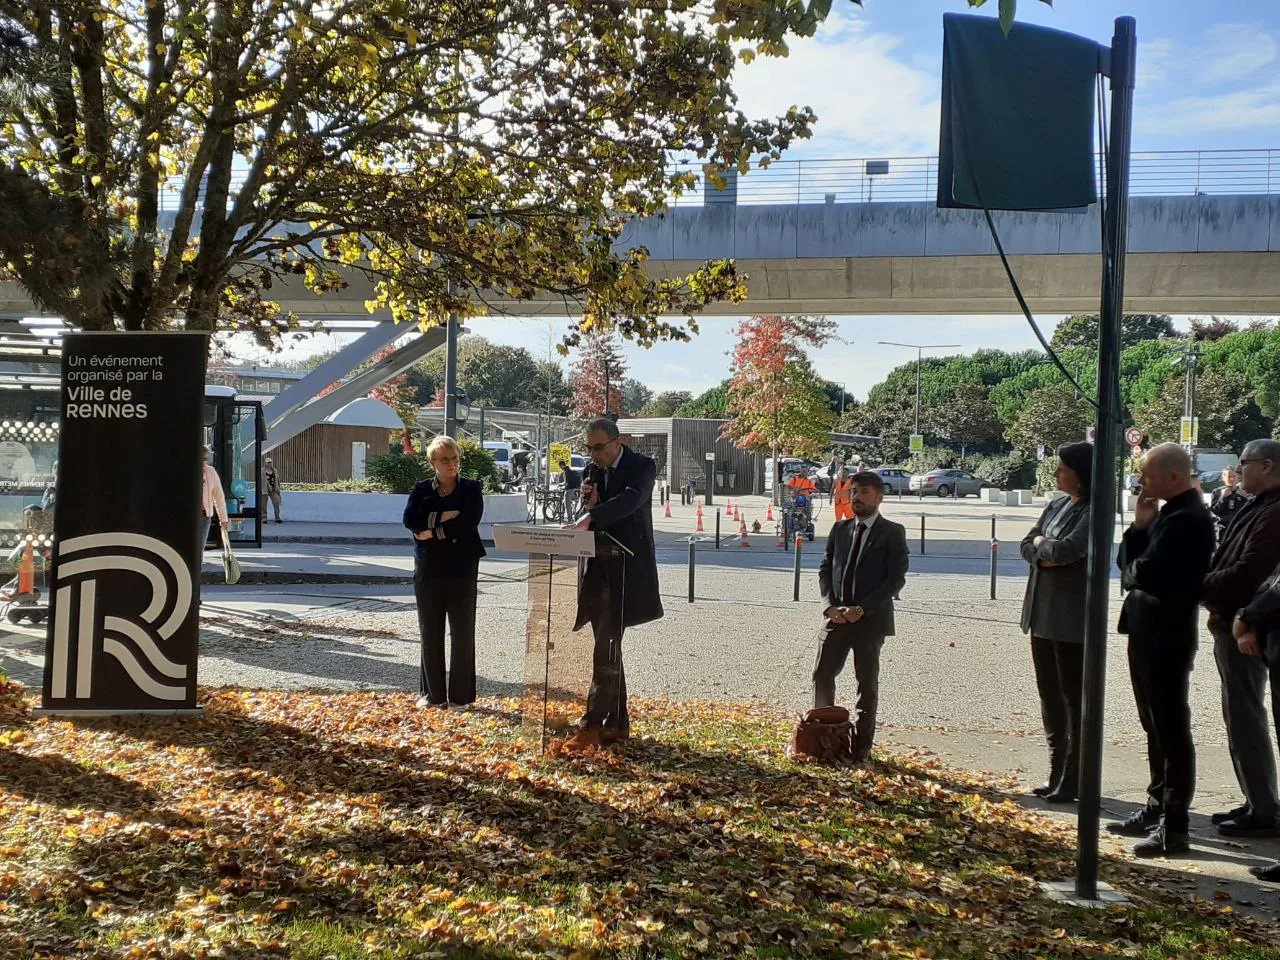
(832, 466, 854, 521)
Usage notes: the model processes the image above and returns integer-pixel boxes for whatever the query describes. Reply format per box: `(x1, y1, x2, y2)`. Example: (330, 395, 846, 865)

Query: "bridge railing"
(159, 149, 1279, 212)
(668, 148, 1280, 206)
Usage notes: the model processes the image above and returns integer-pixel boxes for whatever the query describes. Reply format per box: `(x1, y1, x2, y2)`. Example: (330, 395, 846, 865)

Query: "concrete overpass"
(3, 149, 1280, 319)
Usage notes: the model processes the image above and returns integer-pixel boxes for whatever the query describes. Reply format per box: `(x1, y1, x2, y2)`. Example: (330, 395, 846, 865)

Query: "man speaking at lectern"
(563, 417, 663, 752)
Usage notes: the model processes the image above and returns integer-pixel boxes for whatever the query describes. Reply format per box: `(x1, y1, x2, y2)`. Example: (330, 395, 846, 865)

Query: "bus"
(204, 385, 266, 548)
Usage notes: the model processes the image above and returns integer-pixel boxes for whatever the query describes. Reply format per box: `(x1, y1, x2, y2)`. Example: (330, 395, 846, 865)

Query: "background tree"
(675, 383, 731, 419)
(1050, 313, 1177, 352)
(638, 391, 693, 418)
(0, 0, 864, 342)
(1005, 386, 1091, 457)
(620, 379, 653, 418)
(1189, 317, 1241, 343)
(721, 315, 836, 501)
(569, 328, 628, 420)
(932, 382, 1003, 462)
(414, 337, 546, 409)
(368, 347, 419, 451)
(1132, 367, 1268, 451)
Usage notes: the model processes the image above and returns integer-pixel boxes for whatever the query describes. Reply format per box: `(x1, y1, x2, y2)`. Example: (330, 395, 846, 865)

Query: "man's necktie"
(840, 521, 866, 603)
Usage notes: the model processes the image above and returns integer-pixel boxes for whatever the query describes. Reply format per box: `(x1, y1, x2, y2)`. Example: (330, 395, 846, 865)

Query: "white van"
(484, 441, 514, 480)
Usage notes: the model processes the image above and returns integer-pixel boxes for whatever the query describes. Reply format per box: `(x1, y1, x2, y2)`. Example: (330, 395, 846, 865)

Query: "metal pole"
(793, 535, 803, 601)
(920, 515, 926, 554)
(477, 405, 485, 443)
(444, 304, 460, 439)
(715, 509, 721, 549)
(914, 347, 922, 436)
(688, 538, 696, 603)
(989, 515, 998, 601)
(1077, 15, 1136, 902)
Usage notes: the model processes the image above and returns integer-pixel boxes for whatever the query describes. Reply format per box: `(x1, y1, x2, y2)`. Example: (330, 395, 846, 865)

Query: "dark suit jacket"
(402, 476, 487, 576)
(1237, 565, 1280, 655)
(574, 446, 663, 629)
(818, 515, 909, 638)
(1202, 486, 1280, 620)
(1117, 488, 1215, 645)
(1020, 497, 1091, 643)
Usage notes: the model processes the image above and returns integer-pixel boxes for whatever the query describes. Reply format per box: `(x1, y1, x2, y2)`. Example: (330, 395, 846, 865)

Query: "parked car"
(909, 468, 990, 498)
(870, 467, 912, 495)
(1193, 449, 1238, 493)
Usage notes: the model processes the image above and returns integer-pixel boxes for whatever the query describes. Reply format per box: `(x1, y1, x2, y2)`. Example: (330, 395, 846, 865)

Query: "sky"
(234, 0, 1280, 401)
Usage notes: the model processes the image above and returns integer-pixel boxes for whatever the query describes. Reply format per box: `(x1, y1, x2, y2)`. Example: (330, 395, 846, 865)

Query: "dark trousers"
(1212, 620, 1280, 819)
(1030, 636, 1084, 793)
(581, 592, 628, 732)
(414, 560, 478, 705)
(813, 622, 885, 758)
(1128, 636, 1197, 833)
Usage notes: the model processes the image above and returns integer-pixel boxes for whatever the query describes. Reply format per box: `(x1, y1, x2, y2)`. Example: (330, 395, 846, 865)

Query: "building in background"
(270, 397, 401, 484)
(616, 417, 761, 497)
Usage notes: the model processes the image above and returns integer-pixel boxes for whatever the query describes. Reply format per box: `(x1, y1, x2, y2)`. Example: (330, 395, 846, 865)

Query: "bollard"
(991, 514, 996, 541)
(919, 515, 926, 555)
(715, 509, 721, 549)
(990, 538, 999, 600)
(688, 537, 696, 603)
(793, 534, 803, 601)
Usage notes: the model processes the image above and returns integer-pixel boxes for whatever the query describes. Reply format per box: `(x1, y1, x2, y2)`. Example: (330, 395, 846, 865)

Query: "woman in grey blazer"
(1020, 442, 1093, 804)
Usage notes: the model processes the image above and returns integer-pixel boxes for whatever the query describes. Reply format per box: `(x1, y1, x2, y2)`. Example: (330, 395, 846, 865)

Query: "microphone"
(577, 464, 606, 520)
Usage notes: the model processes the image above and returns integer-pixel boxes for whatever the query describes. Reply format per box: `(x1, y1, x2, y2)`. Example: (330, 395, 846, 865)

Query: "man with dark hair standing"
(1202, 438, 1280, 839)
(813, 471, 909, 763)
(562, 418, 662, 752)
(1108, 443, 1216, 857)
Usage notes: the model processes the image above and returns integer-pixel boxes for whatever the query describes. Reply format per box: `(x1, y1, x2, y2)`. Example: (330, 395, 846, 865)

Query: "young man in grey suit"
(814, 470, 910, 762)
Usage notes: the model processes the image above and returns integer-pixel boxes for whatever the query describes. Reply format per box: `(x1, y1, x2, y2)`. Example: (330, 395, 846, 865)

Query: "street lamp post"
(878, 341, 963, 444)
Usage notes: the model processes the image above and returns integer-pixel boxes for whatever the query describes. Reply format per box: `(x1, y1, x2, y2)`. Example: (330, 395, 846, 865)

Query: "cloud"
(661, 362, 692, 377)
(1140, 81, 1280, 136)
(731, 13, 940, 157)
(1200, 24, 1278, 84)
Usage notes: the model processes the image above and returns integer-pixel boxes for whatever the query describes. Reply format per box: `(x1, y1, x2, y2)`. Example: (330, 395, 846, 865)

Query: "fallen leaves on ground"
(0, 690, 1276, 959)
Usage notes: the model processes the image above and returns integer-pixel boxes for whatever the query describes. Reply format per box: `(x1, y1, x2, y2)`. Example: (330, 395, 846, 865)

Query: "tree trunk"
(772, 442, 781, 506)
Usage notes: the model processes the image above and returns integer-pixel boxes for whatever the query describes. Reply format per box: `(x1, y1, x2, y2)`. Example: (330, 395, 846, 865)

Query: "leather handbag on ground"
(787, 706, 855, 764)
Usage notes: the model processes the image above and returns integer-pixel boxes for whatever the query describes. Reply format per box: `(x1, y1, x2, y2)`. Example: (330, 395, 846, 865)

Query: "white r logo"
(49, 533, 194, 701)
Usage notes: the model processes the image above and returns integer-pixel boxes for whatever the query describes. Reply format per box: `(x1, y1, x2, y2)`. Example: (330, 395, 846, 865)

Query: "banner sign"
(41, 333, 208, 713)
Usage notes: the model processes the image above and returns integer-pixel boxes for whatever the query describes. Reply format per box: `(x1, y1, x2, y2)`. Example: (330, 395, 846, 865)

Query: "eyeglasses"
(434, 456, 460, 465)
(1240, 458, 1270, 466)
(586, 440, 616, 454)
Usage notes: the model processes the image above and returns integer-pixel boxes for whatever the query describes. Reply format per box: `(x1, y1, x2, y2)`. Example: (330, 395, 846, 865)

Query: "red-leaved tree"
(570, 328, 629, 419)
(369, 348, 420, 452)
(721, 315, 837, 501)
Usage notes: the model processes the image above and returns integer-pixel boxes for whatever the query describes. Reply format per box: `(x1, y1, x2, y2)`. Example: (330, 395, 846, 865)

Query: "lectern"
(492, 525, 631, 750)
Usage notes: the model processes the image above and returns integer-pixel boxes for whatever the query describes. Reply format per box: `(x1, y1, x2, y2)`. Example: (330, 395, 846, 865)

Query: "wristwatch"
(851, 605, 864, 618)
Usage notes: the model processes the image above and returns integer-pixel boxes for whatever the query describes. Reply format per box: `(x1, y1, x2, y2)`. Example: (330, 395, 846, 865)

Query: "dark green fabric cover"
(939, 13, 1101, 212)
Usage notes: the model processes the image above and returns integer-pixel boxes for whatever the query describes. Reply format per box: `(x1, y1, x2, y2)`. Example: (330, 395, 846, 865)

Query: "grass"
(0, 690, 1277, 959)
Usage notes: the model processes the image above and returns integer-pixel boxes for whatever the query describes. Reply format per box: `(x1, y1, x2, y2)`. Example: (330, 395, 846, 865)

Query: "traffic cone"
(766, 503, 774, 521)
(727, 498, 734, 516)
(17, 541, 34, 595)
(696, 513, 704, 533)
(696, 502, 703, 518)
(738, 516, 751, 547)
(776, 526, 786, 548)
(664, 499, 671, 518)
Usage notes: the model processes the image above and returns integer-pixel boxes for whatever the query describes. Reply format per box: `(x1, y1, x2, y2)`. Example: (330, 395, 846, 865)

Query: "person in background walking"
(200, 445, 229, 560)
(263, 457, 284, 523)
(1225, 563, 1280, 882)
(559, 458, 581, 519)
(403, 436, 486, 710)
(1201, 439, 1280, 839)
(832, 465, 854, 521)
(1210, 465, 1247, 541)
(1019, 442, 1093, 804)
(1107, 443, 1216, 857)
(826, 455, 840, 503)
(813, 471, 909, 763)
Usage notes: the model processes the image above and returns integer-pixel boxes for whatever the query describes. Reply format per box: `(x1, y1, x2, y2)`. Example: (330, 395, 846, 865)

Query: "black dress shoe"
(1211, 804, 1250, 826)
(1044, 788, 1078, 804)
(1032, 782, 1054, 798)
(1134, 826, 1191, 858)
(1107, 808, 1161, 837)
(1249, 862, 1280, 883)
(1217, 813, 1280, 837)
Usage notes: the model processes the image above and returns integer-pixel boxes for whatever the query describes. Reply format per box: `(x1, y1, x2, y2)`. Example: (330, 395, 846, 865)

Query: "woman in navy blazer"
(403, 437, 486, 708)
